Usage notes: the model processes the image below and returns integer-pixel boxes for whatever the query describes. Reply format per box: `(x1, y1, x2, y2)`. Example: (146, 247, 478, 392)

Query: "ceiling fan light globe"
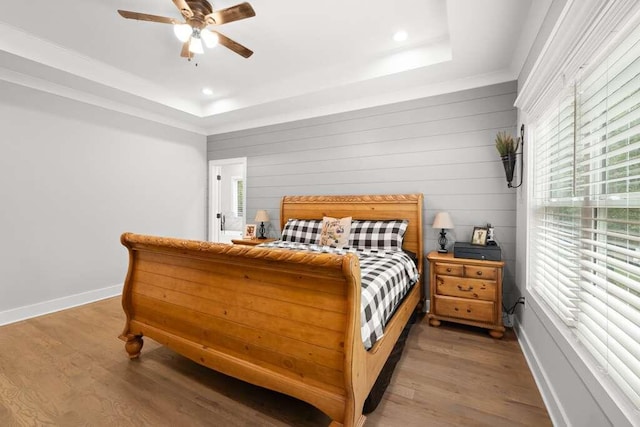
(201, 29, 219, 48)
(173, 24, 192, 42)
(189, 37, 204, 54)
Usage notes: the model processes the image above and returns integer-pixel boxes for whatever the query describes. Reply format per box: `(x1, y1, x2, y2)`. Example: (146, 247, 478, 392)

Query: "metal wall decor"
(500, 124, 525, 188)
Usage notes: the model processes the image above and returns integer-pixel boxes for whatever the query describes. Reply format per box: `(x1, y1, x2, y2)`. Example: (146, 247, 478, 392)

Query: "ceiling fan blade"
(205, 2, 255, 25)
(180, 41, 192, 58)
(215, 31, 253, 58)
(118, 10, 182, 25)
(172, 0, 194, 19)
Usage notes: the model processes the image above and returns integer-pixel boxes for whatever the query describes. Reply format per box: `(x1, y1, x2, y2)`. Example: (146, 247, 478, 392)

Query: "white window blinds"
(530, 24, 640, 409)
(532, 91, 581, 327)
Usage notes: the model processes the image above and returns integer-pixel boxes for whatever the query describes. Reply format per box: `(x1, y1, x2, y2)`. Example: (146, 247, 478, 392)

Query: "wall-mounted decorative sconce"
(495, 124, 524, 188)
(432, 212, 454, 253)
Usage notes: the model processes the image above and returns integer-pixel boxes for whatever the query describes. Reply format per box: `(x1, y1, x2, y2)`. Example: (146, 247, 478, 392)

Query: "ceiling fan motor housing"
(186, 0, 214, 28)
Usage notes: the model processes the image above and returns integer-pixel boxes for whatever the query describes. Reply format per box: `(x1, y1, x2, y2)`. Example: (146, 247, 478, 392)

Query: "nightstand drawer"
(435, 276, 496, 301)
(434, 263, 464, 277)
(464, 265, 497, 280)
(434, 295, 494, 323)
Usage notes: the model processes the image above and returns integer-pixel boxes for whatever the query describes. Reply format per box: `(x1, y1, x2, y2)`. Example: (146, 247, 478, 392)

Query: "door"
(209, 158, 247, 243)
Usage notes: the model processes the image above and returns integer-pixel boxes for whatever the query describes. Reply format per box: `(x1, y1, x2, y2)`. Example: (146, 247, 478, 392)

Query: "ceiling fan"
(118, 0, 255, 60)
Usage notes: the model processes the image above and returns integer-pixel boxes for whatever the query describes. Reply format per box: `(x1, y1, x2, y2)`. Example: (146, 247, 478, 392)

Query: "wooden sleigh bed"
(119, 194, 423, 426)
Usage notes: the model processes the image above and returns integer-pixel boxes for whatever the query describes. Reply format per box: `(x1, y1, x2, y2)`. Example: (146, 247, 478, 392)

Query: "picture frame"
(471, 226, 488, 246)
(243, 224, 257, 240)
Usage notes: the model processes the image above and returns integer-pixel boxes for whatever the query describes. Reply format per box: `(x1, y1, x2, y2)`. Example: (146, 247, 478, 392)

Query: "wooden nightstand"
(427, 251, 505, 338)
(231, 238, 277, 246)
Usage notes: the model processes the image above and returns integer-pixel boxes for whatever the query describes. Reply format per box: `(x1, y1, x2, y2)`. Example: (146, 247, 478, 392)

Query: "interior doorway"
(208, 157, 247, 243)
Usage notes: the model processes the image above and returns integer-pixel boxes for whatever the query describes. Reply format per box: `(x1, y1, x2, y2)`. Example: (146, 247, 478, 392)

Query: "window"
(530, 25, 640, 409)
(232, 176, 244, 217)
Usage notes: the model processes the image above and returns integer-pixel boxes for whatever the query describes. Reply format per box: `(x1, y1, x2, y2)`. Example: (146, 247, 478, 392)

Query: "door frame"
(208, 157, 247, 242)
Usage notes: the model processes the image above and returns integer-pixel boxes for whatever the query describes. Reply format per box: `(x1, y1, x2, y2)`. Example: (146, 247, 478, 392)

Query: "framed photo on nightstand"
(243, 224, 256, 239)
(471, 226, 488, 246)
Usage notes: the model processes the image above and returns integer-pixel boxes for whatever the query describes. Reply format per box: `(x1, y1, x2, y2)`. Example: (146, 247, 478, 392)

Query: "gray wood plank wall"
(207, 81, 518, 301)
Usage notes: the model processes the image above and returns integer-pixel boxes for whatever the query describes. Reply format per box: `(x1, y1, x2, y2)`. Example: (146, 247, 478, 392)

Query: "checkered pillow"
(349, 220, 408, 251)
(280, 219, 323, 244)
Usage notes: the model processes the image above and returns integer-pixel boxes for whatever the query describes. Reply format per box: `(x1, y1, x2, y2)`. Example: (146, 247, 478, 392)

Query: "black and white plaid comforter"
(259, 241, 419, 349)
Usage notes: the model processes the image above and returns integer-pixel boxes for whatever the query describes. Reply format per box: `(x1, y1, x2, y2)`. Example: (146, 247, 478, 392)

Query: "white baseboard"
(0, 284, 123, 326)
(514, 320, 567, 427)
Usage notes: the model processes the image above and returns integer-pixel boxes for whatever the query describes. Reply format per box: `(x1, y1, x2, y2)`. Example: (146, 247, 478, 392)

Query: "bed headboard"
(280, 194, 424, 273)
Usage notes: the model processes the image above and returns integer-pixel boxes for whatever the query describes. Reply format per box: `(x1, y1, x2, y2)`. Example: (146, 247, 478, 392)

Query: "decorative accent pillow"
(319, 216, 352, 248)
(280, 219, 323, 244)
(349, 219, 408, 251)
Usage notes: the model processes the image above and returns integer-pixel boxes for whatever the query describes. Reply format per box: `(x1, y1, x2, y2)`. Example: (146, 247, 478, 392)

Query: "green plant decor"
(495, 131, 520, 157)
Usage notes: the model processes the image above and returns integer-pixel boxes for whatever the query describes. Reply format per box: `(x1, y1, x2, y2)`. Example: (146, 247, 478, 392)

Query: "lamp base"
(438, 229, 448, 254)
(257, 221, 267, 239)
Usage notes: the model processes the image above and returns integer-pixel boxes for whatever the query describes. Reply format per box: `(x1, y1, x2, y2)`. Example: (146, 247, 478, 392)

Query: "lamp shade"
(432, 212, 454, 229)
(189, 37, 204, 54)
(254, 210, 270, 222)
(201, 29, 219, 48)
(173, 24, 192, 42)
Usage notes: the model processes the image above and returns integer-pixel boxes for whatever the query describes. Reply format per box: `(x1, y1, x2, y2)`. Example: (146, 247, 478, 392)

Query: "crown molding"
(0, 21, 202, 116)
(0, 66, 208, 135)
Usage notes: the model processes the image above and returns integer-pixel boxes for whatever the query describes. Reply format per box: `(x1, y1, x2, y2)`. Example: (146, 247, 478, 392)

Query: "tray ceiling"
(0, 0, 543, 134)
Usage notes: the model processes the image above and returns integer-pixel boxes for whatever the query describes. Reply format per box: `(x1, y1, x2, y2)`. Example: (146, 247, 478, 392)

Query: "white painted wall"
(0, 81, 207, 324)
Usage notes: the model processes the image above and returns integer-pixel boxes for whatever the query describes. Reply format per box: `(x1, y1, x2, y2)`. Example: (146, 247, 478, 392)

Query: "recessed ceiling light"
(202, 88, 213, 96)
(393, 31, 408, 42)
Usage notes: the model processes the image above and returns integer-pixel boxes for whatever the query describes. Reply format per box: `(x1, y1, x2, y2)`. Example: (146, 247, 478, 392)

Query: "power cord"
(503, 296, 525, 315)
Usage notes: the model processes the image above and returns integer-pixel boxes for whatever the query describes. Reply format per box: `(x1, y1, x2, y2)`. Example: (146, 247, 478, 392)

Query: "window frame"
(526, 21, 640, 415)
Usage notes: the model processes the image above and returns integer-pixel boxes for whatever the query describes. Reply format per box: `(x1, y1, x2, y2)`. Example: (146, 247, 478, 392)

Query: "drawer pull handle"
(467, 309, 471, 313)
(457, 285, 474, 292)
(476, 271, 483, 276)
(446, 268, 452, 273)
(454, 307, 459, 311)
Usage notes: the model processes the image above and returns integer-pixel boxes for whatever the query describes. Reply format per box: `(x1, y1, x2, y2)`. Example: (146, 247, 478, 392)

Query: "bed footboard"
(119, 233, 369, 427)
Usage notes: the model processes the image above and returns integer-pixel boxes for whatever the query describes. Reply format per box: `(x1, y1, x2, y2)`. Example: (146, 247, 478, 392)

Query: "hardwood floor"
(0, 297, 551, 426)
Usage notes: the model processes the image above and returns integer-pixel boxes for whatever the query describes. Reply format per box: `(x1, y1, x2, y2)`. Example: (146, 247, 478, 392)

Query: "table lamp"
(432, 212, 454, 253)
(254, 210, 270, 239)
